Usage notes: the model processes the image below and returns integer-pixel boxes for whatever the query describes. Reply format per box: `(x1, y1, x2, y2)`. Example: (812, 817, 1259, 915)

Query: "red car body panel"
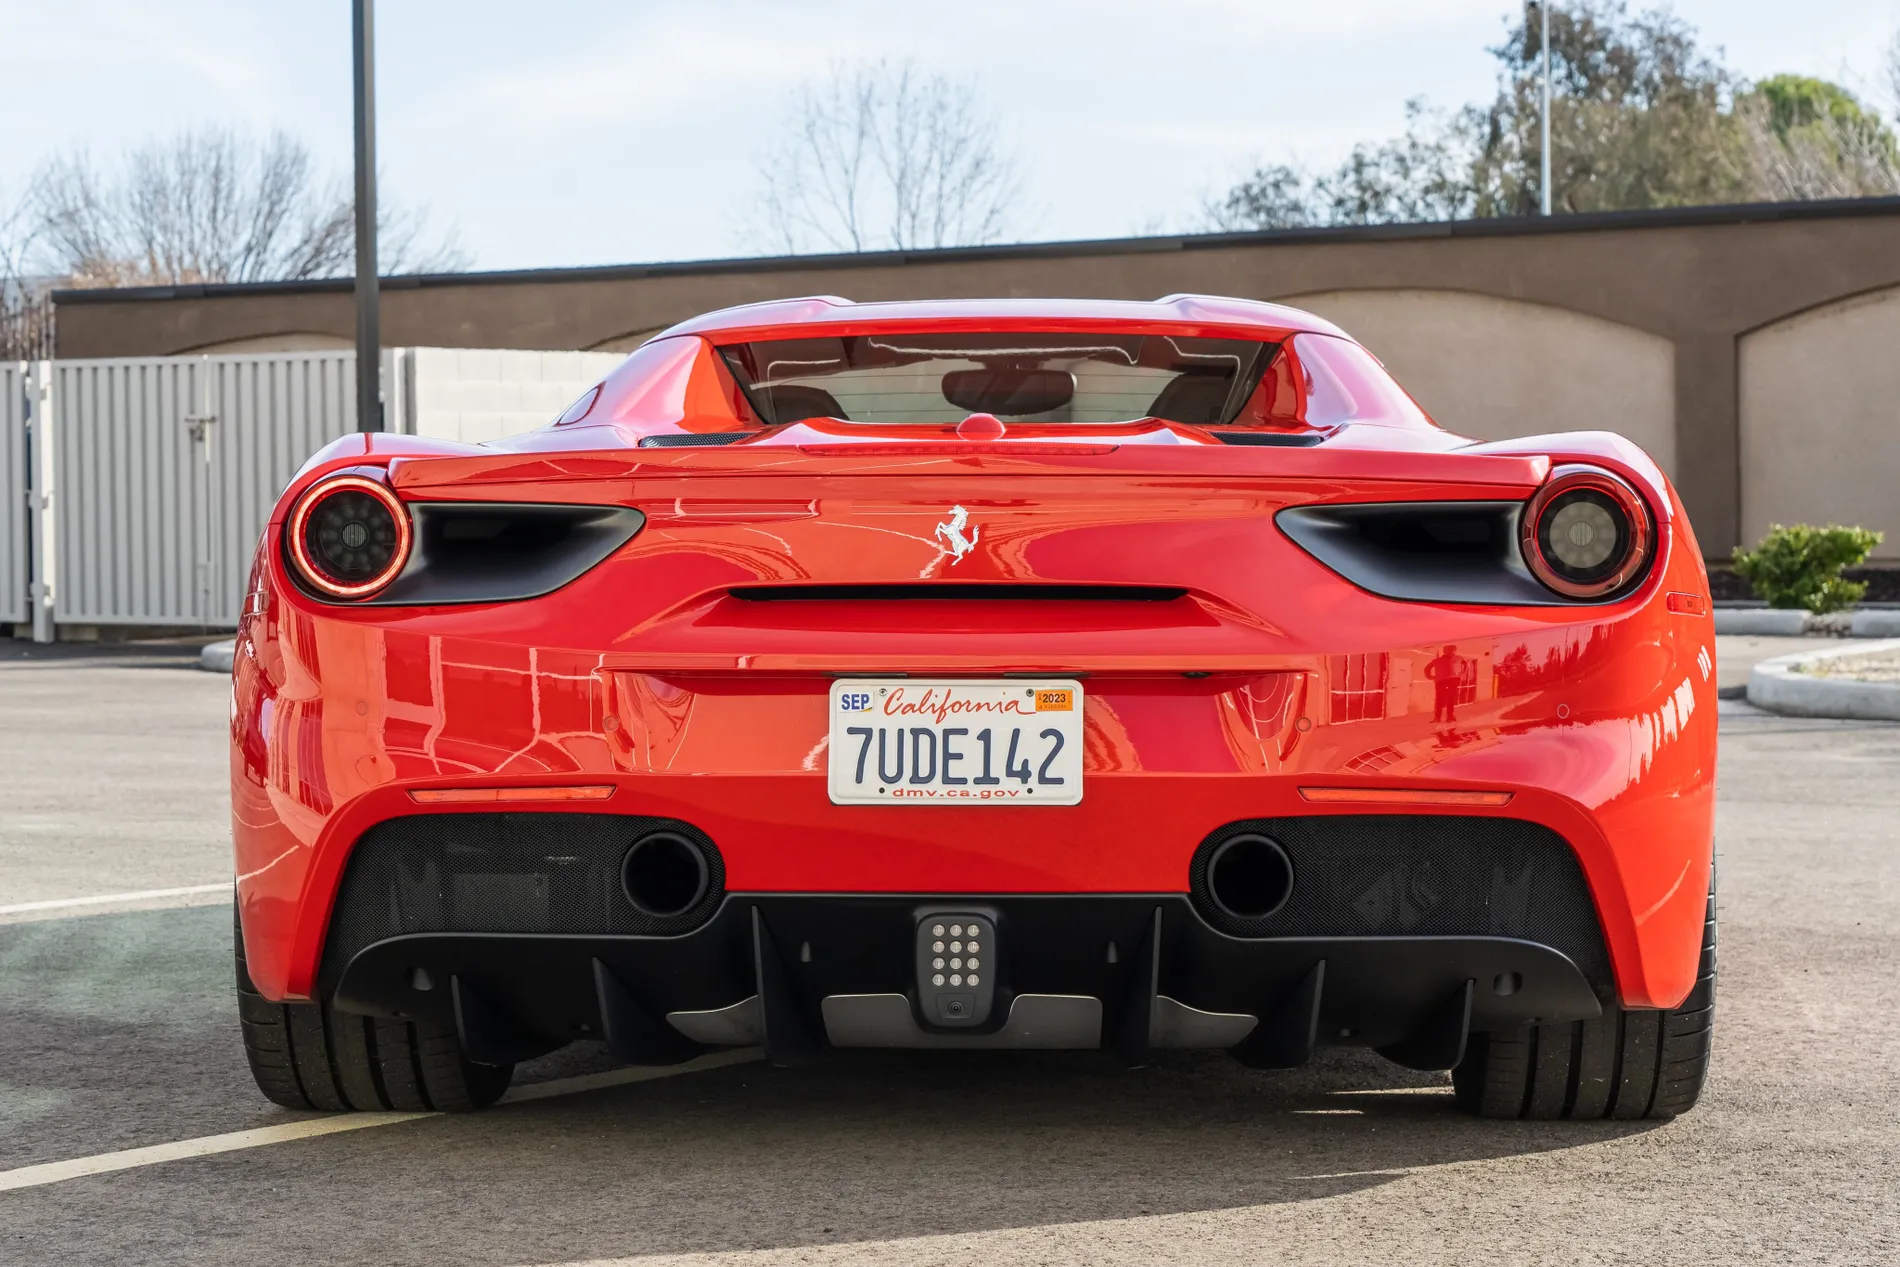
(231, 297, 1717, 1023)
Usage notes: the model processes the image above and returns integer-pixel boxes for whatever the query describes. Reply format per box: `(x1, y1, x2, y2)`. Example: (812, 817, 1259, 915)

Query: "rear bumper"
(305, 807, 1618, 1074)
(239, 757, 1712, 1012)
(330, 894, 1603, 1070)
(231, 520, 1718, 1011)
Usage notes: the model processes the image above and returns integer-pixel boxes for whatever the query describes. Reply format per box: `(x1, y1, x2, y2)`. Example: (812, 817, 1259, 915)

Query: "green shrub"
(1732, 524, 1883, 613)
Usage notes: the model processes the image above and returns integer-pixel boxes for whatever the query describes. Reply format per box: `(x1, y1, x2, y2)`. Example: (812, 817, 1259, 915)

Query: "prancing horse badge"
(934, 504, 979, 565)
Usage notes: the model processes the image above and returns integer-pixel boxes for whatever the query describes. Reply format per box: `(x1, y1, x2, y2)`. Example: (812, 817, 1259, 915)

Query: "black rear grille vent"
(1208, 430, 1327, 447)
(319, 814, 724, 986)
(729, 583, 1187, 602)
(638, 432, 756, 448)
(1189, 815, 1613, 994)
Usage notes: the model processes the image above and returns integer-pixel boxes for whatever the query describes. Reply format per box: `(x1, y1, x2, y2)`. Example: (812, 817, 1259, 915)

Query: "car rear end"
(231, 304, 1715, 1117)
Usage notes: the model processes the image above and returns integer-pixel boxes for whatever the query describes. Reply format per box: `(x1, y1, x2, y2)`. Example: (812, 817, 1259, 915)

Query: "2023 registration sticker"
(827, 680, 1085, 806)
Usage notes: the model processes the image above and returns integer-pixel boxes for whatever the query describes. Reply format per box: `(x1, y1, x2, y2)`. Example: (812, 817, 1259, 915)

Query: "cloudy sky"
(4, 0, 1897, 272)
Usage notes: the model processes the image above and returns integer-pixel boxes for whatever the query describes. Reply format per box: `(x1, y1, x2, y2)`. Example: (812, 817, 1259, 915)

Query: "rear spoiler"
(379, 444, 1552, 503)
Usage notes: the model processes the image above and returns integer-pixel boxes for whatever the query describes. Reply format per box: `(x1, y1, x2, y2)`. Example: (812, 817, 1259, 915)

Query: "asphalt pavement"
(1710, 633, 1821, 694)
(0, 639, 231, 908)
(1, 639, 1896, 1266)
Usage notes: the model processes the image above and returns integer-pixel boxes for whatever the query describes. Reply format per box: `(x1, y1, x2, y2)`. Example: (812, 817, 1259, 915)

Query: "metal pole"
(1539, 1, 1553, 216)
(352, 0, 382, 432)
(26, 361, 55, 644)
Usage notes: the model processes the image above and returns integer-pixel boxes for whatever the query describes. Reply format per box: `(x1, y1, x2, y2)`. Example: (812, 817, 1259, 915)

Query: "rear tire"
(235, 907, 511, 1112)
(1453, 865, 1715, 1120)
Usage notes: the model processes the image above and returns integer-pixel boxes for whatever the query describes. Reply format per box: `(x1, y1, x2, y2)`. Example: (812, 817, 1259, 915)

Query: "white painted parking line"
(0, 1114, 429, 1193)
(0, 1048, 763, 1194)
(0, 883, 231, 918)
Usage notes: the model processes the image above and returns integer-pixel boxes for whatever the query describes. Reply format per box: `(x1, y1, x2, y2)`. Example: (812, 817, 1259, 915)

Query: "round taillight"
(1521, 465, 1653, 599)
(286, 474, 411, 599)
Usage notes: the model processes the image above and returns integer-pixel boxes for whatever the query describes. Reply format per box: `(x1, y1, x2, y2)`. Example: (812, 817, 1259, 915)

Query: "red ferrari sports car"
(231, 294, 1716, 1119)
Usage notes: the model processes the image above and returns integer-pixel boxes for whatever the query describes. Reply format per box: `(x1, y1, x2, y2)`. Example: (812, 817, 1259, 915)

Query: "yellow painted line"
(0, 1049, 762, 1194)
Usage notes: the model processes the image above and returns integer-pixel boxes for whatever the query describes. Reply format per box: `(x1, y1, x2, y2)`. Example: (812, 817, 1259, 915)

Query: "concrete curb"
(1714, 609, 1900, 636)
(1747, 638, 1900, 721)
(1714, 609, 1807, 635)
(1852, 610, 1900, 637)
(199, 639, 236, 673)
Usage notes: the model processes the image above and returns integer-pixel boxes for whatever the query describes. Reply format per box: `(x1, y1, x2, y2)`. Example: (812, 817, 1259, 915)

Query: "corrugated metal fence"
(1, 363, 29, 625)
(51, 353, 354, 626)
(3, 347, 620, 636)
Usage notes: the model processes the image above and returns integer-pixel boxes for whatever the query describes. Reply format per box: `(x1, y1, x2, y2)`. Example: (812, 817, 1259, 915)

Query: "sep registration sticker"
(827, 680, 1085, 806)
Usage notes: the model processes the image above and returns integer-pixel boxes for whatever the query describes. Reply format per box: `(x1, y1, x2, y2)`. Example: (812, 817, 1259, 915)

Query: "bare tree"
(25, 127, 466, 288)
(750, 61, 1020, 254)
(0, 186, 55, 358)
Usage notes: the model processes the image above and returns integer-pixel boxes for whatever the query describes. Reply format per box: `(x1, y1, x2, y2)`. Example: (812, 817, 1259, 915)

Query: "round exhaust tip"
(1206, 833, 1295, 920)
(621, 831, 711, 917)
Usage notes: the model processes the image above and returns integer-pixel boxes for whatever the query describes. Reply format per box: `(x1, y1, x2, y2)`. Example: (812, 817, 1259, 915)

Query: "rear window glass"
(717, 332, 1275, 426)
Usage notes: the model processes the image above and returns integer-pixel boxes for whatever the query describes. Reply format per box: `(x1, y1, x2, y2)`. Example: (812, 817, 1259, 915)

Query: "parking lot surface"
(0, 641, 230, 909)
(2, 640, 1897, 1266)
(1709, 633, 1822, 693)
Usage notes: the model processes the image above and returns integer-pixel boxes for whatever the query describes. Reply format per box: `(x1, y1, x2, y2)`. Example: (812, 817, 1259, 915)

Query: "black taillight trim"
(1279, 501, 1570, 606)
(1279, 489, 1657, 606)
(283, 501, 644, 606)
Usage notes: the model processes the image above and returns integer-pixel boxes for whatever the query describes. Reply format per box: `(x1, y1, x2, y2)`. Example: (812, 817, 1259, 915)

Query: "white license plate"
(827, 679, 1084, 806)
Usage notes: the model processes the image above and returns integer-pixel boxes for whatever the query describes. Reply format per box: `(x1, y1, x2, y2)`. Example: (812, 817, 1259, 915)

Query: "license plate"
(827, 679, 1084, 805)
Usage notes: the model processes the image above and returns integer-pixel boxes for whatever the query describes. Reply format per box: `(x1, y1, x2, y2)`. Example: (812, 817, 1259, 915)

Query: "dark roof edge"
(51, 195, 1900, 305)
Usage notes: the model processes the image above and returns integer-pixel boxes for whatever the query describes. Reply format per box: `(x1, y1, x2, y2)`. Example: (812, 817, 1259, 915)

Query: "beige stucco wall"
(587, 326, 668, 353)
(1278, 289, 1678, 475)
(181, 331, 353, 354)
(1739, 285, 1900, 560)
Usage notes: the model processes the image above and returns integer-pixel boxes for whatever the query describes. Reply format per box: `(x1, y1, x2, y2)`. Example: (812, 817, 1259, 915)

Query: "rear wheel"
(234, 908, 511, 1112)
(1453, 866, 1715, 1120)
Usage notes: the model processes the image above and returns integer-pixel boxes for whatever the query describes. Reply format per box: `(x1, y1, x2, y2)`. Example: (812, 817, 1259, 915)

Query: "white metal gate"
(1, 363, 28, 625)
(12, 346, 621, 636)
(50, 353, 354, 627)
(201, 353, 355, 625)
